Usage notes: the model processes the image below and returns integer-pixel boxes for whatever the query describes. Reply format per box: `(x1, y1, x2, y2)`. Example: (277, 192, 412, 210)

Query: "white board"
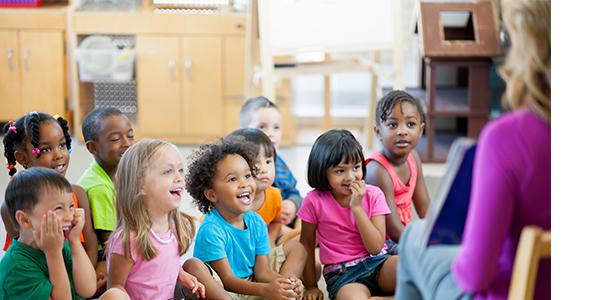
(267, 0, 395, 55)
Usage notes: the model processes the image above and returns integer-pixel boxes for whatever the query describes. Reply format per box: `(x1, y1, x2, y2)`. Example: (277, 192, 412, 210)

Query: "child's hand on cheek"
(68, 208, 85, 243)
(34, 211, 65, 255)
(349, 180, 366, 208)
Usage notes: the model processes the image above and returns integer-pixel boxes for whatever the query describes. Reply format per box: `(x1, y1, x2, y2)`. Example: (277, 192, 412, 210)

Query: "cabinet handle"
(7, 48, 14, 70)
(168, 59, 176, 80)
(184, 59, 192, 80)
(22, 48, 29, 71)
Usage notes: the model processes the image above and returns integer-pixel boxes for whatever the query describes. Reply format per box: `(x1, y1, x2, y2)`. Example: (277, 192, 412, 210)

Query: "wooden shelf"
(408, 88, 489, 117)
(0, 5, 68, 29)
(72, 8, 245, 35)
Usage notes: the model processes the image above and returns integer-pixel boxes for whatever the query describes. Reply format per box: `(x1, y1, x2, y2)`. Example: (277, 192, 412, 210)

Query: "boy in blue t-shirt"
(186, 138, 305, 299)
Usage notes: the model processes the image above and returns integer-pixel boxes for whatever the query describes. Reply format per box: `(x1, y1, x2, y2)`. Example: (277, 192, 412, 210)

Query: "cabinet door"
(0, 30, 22, 120)
(181, 36, 223, 136)
(19, 30, 65, 116)
(137, 36, 181, 136)
(224, 36, 245, 133)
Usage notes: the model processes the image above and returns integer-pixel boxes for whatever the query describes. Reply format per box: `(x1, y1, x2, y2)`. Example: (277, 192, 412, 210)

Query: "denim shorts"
(323, 254, 391, 299)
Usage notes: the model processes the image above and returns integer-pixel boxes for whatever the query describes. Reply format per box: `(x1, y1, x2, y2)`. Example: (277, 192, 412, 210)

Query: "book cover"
(422, 138, 477, 247)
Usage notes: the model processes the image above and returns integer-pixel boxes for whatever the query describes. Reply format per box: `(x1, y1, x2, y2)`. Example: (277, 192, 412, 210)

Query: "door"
(137, 35, 181, 136)
(181, 36, 223, 136)
(0, 30, 21, 120)
(19, 30, 65, 116)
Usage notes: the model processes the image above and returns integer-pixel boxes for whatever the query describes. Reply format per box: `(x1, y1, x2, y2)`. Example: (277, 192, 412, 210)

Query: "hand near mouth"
(349, 180, 366, 208)
(34, 211, 65, 255)
(67, 208, 85, 243)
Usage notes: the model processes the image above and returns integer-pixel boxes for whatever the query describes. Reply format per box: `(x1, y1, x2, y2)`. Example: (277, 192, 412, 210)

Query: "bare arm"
(299, 221, 318, 289)
(365, 162, 405, 242)
(411, 150, 430, 218)
(209, 257, 268, 297)
(350, 181, 387, 254)
(72, 185, 98, 267)
(253, 254, 282, 283)
(107, 252, 133, 294)
(68, 208, 97, 298)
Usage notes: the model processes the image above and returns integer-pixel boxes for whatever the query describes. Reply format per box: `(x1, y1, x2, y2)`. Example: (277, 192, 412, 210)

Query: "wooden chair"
(508, 226, 551, 300)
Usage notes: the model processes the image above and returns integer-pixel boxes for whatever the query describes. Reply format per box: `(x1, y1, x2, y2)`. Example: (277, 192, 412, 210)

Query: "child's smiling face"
(376, 101, 424, 158)
(18, 121, 70, 176)
(90, 114, 134, 170)
(205, 154, 256, 218)
(141, 146, 185, 215)
(26, 187, 75, 240)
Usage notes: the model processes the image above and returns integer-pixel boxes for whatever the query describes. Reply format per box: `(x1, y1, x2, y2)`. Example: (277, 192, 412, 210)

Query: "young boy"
(186, 138, 305, 300)
(239, 97, 302, 229)
(78, 107, 134, 247)
(0, 167, 97, 299)
(78, 107, 134, 291)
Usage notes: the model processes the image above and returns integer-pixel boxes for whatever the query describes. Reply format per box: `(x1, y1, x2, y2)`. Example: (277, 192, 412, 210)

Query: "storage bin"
(0, 0, 42, 7)
(76, 35, 136, 82)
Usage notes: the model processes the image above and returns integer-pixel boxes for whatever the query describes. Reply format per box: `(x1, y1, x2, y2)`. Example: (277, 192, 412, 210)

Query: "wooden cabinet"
(0, 29, 65, 120)
(137, 35, 223, 140)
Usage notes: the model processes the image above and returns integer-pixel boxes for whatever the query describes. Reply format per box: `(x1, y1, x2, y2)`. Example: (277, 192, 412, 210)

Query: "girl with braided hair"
(1, 112, 98, 269)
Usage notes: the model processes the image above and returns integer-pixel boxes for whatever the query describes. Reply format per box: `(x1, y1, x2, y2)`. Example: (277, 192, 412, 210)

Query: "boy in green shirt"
(78, 107, 134, 247)
(0, 168, 96, 299)
(78, 107, 134, 293)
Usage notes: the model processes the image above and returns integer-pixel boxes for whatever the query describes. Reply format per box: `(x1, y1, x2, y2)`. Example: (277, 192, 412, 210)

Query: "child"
(239, 96, 302, 229)
(79, 107, 134, 247)
(1, 112, 98, 266)
(298, 129, 398, 300)
(0, 167, 97, 299)
(186, 137, 305, 299)
(365, 90, 430, 243)
(227, 128, 283, 247)
(106, 139, 227, 300)
(78, 107, 134, 292)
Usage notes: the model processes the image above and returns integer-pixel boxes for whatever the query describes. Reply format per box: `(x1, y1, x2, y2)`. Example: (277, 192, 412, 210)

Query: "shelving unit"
(0, 2, 70, 121)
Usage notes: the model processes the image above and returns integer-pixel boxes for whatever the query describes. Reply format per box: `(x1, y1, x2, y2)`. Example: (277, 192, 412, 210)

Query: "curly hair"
(3, 112, 72, 176)
(375, 90, 425, 126)
(186, 138, 258, 214)
(499, 0, 550, 121)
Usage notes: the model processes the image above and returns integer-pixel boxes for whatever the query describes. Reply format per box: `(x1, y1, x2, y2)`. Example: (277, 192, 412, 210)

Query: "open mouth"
(169, 188, 183, 198)
(54, 164, 66, 174)
(62, 225, 72, 238)
(236, 192, 252, 205)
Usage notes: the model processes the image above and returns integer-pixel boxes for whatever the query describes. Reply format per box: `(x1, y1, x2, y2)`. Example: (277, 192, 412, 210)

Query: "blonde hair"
(112, 139, 195, 261)
(499, 0, 551, 121)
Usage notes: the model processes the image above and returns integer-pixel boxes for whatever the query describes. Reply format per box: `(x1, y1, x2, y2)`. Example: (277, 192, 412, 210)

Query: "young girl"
(186, 138, 304, 300)
(299, 129, 398, 300)
(106, 138, 227, 300)
(365, 90, 430, 243)
(1, 112, 98, 265)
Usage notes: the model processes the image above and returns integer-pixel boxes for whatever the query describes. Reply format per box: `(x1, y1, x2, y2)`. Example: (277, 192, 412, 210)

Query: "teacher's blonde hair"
(500, 0, 551, 121)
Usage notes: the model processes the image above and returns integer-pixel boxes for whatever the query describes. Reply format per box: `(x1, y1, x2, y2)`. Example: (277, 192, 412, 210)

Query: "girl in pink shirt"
(298, 129, 398, 300)
(106, 139, 229, 300)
